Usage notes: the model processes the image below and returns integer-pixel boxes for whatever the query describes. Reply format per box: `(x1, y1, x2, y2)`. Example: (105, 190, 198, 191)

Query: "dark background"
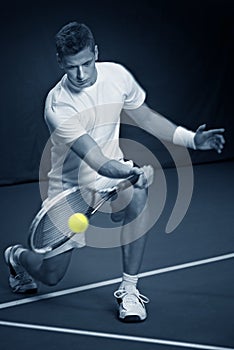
(1, 0, 234, 185)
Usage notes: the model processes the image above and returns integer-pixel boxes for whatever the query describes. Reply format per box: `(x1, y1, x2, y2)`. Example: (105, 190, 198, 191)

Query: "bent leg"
(19, 249, 73, 286)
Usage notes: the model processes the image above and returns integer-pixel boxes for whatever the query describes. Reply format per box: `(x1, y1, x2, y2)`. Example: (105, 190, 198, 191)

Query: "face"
(58, 46, 98, 90)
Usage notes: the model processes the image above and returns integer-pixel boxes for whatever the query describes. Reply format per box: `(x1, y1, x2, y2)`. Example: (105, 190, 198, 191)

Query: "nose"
(76, 66, 85, 80)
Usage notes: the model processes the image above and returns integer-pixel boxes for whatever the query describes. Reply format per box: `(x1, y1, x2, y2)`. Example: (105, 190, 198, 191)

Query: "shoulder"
(96, 62, 138, 92)
(45, 76, 66, 108)
(44, 76, 77, 128)
(97, 61, 132, 77)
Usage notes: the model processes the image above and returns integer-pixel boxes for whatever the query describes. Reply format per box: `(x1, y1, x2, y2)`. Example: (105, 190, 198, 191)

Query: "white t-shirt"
(44, 62, 146, 197)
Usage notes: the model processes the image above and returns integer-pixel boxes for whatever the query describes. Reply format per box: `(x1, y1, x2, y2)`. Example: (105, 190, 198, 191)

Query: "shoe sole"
(120, 315, 144, 322)
(11, 286, 38, 294)
(116, 297, 147, 322)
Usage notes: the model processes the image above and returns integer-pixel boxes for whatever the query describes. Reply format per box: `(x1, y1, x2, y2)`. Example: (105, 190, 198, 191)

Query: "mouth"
(67, 72, 97, 90)
(74, 78, 89, 85)
(66, 78, 89, 91)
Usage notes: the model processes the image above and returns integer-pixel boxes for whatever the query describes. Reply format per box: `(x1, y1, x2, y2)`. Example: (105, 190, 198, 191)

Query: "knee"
(39, 250, 72, 286)
(40, 268, 63, 286)
(126, 188, 148, 219)
(41, 273, 61, 286)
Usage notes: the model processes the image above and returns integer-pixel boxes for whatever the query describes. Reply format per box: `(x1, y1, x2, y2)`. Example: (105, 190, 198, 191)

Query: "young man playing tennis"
(4, 22, 225, 322)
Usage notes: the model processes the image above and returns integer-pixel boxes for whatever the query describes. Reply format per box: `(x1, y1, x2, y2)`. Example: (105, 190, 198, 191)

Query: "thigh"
(111, 186, 148, 221)
(110, 186, 132, 210)
(125, 186, 148, 219)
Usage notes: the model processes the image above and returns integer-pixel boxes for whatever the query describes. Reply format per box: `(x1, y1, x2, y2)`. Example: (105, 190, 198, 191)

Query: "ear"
(94, 45, 99, 61)
(56, 53, 64, 69)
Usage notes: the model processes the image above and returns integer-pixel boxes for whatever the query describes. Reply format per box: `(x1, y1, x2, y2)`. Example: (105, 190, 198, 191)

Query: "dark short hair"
(55, 22, 95, 58)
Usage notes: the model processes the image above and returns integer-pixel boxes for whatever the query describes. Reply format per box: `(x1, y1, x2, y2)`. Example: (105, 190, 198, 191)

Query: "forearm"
(125, 104, 177, 142)
(98, 159, 134, 178)
(125, 103, 196, 149)
(71, 134, 135, 178)
(142, 109, 177, 142)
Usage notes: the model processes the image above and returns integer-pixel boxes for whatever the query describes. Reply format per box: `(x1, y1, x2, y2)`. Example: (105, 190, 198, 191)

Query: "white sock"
(119, 272, 139, 290)
(13, 246, 28, 265)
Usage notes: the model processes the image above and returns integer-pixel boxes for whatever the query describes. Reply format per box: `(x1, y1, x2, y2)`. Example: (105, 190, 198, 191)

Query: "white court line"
(0, 320, 233, 350)
(0, 252, 233, 310)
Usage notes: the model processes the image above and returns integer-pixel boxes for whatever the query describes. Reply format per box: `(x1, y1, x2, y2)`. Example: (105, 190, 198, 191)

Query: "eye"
(83, 60, 92, 67)
(66, 65, 76, 71)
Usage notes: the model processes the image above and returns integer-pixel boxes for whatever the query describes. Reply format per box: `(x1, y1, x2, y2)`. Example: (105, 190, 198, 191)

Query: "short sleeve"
(119, 65, 146, 110)
(45, 102, 87, 145)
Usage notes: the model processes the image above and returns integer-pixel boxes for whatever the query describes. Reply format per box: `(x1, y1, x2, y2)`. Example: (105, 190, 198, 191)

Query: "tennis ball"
(68, 213, 89, 233)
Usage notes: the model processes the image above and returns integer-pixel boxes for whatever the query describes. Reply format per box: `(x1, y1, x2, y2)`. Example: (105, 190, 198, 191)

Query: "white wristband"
(173, 126, 196, 149)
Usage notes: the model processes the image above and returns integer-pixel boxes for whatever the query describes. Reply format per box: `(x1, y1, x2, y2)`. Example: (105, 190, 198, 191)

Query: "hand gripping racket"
(28, 165, 154, 258)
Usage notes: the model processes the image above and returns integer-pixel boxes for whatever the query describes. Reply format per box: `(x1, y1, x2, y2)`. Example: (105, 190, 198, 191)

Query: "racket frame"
(28, 173, 140, 256)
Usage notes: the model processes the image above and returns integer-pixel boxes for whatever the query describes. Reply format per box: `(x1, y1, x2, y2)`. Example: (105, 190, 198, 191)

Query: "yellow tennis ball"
(68, 213, 89, 233)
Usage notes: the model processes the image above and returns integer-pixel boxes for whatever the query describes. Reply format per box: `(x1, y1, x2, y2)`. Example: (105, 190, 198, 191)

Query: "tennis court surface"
(0, 161, 234, 350)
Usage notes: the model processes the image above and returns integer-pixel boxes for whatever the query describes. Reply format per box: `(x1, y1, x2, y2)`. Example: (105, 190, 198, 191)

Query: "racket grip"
(116, 173, 140, 191)
(129, 173, 141, 185)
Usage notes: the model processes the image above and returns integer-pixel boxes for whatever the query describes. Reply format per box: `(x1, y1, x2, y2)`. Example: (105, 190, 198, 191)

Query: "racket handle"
(118, 165, 154, 191)
(116, 173, 140, 191)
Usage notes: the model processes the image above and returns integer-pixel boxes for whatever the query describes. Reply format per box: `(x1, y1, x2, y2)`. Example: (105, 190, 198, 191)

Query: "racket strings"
(32, 190, 94, 250)
(30, 175, 143, 252)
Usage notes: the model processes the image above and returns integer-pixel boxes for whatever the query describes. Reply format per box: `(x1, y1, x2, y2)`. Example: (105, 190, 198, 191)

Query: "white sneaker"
(114, 284, 149, 322)
(4, 245, 38, 294)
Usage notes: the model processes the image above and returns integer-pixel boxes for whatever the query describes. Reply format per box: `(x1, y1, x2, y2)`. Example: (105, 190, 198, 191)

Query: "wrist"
(173, 126, 196, 149)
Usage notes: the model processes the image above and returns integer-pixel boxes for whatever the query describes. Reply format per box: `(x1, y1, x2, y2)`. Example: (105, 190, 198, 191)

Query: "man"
(4, 22, 225, 322)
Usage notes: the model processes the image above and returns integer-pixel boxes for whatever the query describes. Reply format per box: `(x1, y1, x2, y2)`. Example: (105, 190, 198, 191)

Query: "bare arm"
(124, 103, 225, 153)
(124, 103, 177, 142)
(71, 133, 142, 178)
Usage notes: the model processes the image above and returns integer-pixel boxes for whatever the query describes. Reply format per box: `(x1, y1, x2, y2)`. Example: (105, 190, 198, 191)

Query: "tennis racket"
(28, 165, 153, 258)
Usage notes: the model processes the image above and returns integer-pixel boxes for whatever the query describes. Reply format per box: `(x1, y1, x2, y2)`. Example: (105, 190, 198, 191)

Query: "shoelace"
(114, 288, 149, 305)
(15, 271, 34, 284)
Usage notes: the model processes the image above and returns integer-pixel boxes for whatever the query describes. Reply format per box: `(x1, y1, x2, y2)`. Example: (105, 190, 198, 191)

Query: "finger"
(214, 134, 225, 144)
(215, 141, 224, 153)
(205, 128, 225, 136)
(133, 174, 146, 189)
(210, 138, 224, 153)
(130, 167, 145, 188)
(134, 165, 154, 189)
(196, 124, 206, 133)
(142, 165, 154, 187)
(131, 167, 144, 177)
(210, 141, 220, 153)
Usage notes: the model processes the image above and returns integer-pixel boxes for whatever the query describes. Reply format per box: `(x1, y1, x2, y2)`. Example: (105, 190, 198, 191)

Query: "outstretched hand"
(194, 124, 225, 153)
